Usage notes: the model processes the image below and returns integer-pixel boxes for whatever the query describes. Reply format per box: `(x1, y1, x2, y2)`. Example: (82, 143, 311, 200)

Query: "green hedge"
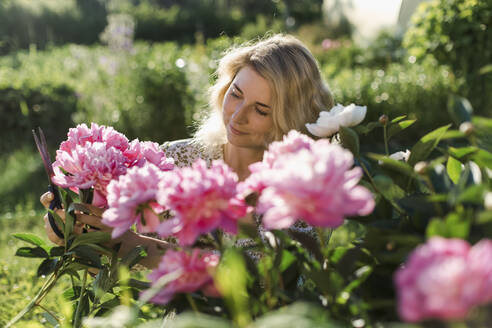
(0, 85, 77, 154)
(327, 58, 457, 142)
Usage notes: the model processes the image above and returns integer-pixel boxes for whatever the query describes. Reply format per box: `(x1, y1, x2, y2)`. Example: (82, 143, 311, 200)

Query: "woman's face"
(222, 65, 274, 150)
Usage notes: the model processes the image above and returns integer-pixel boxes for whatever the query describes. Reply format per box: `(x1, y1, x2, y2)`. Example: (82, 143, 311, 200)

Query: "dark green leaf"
(354, 121, 382, 135)
(447, 95, 473, 126)
(387, 119, 416, 139)
(120, 245, 147, 268)
(446, 156, 462, 184)
(339, 126, 360, 156)
(69, 231, 111, 250)
(16, 246, 49, 258)
(37, 258, 58, 277)
(50, 246, 65, 257)
(72, 245, 102, 268)
(128, 279, 151, 290)
(408, 124, 451, 166)
(278, 250, 296, 273)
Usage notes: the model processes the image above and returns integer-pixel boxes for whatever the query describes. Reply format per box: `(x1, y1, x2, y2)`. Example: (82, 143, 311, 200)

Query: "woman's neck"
(223, 143, 264, 181)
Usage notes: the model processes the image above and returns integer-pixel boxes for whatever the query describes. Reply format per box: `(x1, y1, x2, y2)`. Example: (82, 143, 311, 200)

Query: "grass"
(0, 206, 72, 327)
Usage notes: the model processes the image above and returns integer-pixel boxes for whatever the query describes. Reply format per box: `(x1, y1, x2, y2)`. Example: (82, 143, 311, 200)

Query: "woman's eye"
(230, 91, 239, 98)
(256, 108, 268, 116)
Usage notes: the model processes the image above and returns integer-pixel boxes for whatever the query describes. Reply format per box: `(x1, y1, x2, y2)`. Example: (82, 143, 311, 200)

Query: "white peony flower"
(306, 103, 367, 137)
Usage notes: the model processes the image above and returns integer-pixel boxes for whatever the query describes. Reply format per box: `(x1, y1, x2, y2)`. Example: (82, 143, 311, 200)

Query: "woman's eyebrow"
(233, 83, 271, 109)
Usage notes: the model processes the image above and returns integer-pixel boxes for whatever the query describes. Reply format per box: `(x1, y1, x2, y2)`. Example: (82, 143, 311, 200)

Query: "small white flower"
(379, 149, 411, 165)
(389, 149, 411, 162)
(306, 103, 367, 137)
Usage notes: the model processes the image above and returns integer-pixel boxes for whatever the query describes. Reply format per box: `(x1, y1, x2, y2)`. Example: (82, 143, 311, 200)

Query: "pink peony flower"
(124, 140, 174, 170)
(102, 163, 166, 238)
(147, 249, 220, 304)
(156, 159, 249, 246)
(59, 123, 129, 154)
(241, 131, 374, 230)
(395, 237, 492, 322)
(52, 142, 128, 207)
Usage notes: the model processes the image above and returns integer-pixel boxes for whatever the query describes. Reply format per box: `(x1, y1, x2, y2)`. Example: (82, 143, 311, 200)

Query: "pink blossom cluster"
(52, 123, 173, 206)
(147, 249, 220, 304)
(156, 159, 249, 246)
(395, 237, 492, 322)
(102, 163, 166, 238)
(241, 130, 374, 230)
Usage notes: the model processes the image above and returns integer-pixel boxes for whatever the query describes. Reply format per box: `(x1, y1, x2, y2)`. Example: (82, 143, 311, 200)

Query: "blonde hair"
(194, 34, 334, 150)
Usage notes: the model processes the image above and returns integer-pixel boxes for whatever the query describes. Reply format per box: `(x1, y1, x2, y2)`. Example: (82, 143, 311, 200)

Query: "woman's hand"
(40, 191, 170, 269)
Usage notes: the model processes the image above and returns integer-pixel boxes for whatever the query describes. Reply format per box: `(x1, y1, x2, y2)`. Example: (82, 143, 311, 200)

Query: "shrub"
(403, 0, 492, 113)
(0, 0, 107, 55)
(327, 58, 457, 144)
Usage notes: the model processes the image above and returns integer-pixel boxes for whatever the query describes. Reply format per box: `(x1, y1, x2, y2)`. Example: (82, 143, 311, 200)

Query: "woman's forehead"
(232, 66, 272, 105)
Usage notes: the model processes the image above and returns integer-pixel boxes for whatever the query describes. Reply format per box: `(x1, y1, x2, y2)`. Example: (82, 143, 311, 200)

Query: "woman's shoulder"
(160, 138, 223, 168)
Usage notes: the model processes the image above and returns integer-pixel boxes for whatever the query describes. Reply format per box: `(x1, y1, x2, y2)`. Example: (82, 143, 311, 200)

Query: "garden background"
(0, 0, 490, 326)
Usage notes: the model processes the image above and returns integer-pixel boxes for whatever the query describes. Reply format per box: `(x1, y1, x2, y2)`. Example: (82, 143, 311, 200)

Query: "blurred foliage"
(0, 0, 107, 55)
(403, 0, 492, 114)
(327, 57, 456, 144)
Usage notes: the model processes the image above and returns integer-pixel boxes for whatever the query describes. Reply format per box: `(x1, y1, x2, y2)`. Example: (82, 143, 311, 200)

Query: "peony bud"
(379, 114, 389, 125)
(414, 161, 428, 175)
(459, 122, 474, 136)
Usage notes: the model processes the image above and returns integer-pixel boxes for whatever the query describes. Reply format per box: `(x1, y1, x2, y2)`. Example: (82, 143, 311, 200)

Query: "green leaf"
(339, 126, 360, 156)
(15, 246, 49, 258)
(447, 95, 473, 126)
(448, 146, 479, 159)
(446, 156, 462, 184)
(69, 231, 111, 250)
(426, 212, 470, 239)
(408, 124, 451, 166)
(354, 121, 381, 135)
(278, 250, 296, 272)
(387, 119, 416, 139)
(41, 311, 59, 326)
(441, 130, 466, 140)
(49, 246, 65, 257)
(479, 64, 492, 75)
(457, 185, 486, 204)
(37, 258, 58, 277)
(47, 209, 65, 236)
(72, 245, 102, 268)
(12, 233, 49, 251)
(368, 154, 416, 178)
(120, 245, 147, 268)
(391, 115, 407, 124)
(472, 149, 492, 169)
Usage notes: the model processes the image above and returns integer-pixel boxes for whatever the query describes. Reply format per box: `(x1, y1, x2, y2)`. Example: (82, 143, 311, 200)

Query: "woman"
(40, 34, 334, 268)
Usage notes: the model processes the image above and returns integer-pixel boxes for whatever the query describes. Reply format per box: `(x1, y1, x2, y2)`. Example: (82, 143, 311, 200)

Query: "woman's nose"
(231, 103, 248, 124)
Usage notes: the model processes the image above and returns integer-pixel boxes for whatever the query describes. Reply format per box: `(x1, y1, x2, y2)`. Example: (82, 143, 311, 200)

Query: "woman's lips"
(229, 125, 247, 135)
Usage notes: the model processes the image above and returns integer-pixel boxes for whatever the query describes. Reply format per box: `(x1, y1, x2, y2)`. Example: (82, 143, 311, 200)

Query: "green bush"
(403, 0, 492, 113)
(0, 42, 198, 144)
(0, 85, 78, 153)
(0, 0, 107, 55)
(327, 58, 457, 143)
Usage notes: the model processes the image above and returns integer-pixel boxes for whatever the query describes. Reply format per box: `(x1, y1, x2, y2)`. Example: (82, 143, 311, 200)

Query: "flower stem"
(186, 293, 199, 313)
(383, 124, 389, 156)
(73, 268, 88, 328)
